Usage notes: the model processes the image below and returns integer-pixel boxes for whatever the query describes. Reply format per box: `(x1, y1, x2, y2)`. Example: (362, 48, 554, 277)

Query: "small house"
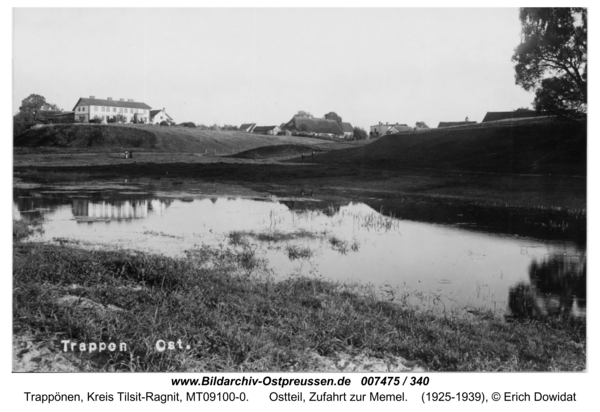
(370, 122, 411, 137)
(252, 125, 281, 135)
(239, 123, 257, 133)
(150, 108, 173, 125)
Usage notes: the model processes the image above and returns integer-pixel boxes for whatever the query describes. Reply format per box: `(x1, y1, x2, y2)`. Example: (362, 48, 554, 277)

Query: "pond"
(13, 181, 586, 322)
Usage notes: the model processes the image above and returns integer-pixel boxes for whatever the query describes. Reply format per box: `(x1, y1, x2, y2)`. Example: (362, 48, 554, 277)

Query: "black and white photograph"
(11, 5, 587, 378)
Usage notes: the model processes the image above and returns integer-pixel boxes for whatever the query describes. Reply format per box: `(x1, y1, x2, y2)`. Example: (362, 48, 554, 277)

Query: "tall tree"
(19, 94, 48, 121)
(323, 111, 342, 126)
(512, 8, 587, 115)
(415, 121, 429, 129)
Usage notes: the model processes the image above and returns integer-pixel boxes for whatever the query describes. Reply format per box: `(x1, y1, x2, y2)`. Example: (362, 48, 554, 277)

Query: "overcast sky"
(13, 8, 535, 129)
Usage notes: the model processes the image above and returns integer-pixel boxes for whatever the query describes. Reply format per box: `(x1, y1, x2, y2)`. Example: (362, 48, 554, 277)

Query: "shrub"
(353, 127, 368, 140)
(179, 122, 196, 128)
(160, 121, 169, 126)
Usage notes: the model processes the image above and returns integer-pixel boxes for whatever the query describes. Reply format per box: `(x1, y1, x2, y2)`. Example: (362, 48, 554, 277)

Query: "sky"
(13, 8, 536, 129)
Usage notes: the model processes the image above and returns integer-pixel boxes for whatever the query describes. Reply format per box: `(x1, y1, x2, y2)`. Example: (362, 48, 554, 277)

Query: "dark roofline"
(286, 116, 344, 134)
(73, 97, 152, 111)
(149, 109, 172, 120)
(341, 122, 353, 132)
(438, 121, 477, 128)
(482, 110, 547, 122)
(252, 125, 279, 133)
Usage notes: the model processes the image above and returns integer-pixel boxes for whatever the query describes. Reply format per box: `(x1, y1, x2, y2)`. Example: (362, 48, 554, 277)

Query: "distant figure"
(311, 151, 315, 161)
(125, 150, 129, 159)
(130, 150, 133, 159)
(301, 153, 304, 161)
(465, 116, 469, 122)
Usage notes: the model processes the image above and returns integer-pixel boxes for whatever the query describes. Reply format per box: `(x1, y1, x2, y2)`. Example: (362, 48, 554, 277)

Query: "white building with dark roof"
(370, 122, 412, 136)
(72, 96, 152, 123)
(252, 125, 281, 135)
(149, 108, 173, 125)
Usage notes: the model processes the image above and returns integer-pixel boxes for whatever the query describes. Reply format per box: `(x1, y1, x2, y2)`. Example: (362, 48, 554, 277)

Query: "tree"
(45, 102, 60, 111)
(415, 121, 429, 129)
(19, 94, 47, 121)
(295, 110, 313, 118)
(353, 127, 368, 140)
(512, 8, 587, 115)
(324, 111, 342, 127)
(13, 111, 34, 138)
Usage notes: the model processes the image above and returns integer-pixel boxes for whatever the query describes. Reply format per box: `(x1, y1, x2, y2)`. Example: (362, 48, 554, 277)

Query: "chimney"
(90, 95, 95, 98)
(163, 108, 165, 112)
(119, 98, 125, 101)
(386, 122, 388, 126)
(107, 97, 113, 100)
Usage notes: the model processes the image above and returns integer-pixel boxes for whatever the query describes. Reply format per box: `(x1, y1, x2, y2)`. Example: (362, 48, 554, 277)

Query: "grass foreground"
(13, 221, 586, 372)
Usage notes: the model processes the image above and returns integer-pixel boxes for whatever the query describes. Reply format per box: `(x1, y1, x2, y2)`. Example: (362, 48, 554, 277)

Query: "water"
(13, 182, 586, 321)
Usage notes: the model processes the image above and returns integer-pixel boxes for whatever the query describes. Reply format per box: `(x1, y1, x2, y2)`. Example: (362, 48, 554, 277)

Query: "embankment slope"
(14, 124, 340, 153)
(320, 119, 586, 176)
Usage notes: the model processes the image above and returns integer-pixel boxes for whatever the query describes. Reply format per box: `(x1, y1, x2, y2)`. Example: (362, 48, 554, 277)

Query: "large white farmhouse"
(72, 96, 152, 123)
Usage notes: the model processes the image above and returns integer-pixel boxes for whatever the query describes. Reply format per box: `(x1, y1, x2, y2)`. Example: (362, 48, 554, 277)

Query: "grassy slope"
(321, 119, 586, 176)
(14, 124, 344, 153)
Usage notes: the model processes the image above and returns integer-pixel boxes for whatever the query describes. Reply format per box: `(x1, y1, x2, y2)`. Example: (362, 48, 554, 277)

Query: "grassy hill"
(320, 118, 586, 176)
(14, 124, 345, 153)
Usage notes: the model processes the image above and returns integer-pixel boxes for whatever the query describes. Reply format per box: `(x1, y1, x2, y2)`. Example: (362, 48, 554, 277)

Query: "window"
(94, 106, 98, 111)
(113, 108, 116, 112)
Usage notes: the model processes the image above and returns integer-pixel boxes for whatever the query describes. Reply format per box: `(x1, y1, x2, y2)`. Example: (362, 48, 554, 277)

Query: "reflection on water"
(72, 199, 150, 222)
(507, 253, 586, 321)
(13, 185, 586, 322)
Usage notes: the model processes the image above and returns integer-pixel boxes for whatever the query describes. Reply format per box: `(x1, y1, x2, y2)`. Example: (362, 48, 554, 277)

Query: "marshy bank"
(13, 218, 585, 372)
